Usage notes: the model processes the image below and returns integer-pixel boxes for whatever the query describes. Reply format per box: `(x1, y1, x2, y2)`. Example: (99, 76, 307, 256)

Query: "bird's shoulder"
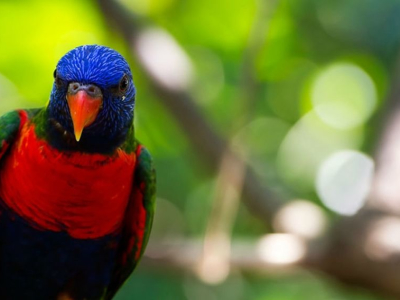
(0, 108, 42, 159)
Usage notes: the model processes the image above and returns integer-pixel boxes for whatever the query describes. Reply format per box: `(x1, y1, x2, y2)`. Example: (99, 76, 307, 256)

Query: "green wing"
(106, 143, 156, 299)
(0, 110, 24, 160)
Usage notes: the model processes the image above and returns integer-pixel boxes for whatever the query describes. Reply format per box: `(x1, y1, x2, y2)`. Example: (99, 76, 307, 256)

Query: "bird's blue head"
(47, 45, 136, 153)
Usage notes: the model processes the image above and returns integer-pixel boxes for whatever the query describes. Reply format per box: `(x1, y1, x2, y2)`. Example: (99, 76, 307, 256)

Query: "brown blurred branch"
(143, 230, 400, 299)
(369, 53, 400, 214)
(143, 238, 306, 274)
(98, 0, 400, 298)
(143, 217, 400, 298)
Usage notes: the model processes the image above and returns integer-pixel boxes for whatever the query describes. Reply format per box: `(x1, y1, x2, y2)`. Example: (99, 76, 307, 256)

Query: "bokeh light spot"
(277, 111, 363, 191)
(316, 150, 374, 216)
(136, 28, 193, 91)
(311, 63, 377, 129)
(257, 234, 306, 264)
(274, 200, 327, 239)
(365, 217, 400, 261)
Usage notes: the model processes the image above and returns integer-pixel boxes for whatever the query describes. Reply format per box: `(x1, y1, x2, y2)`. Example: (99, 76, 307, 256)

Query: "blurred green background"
(0, 0, 398, 299)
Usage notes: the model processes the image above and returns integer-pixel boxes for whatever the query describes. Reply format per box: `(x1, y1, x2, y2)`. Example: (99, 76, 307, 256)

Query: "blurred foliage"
(0, 0, 399, 299)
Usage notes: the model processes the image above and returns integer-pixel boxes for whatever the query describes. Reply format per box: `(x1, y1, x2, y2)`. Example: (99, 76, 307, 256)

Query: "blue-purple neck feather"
(46, 45, 136, 154)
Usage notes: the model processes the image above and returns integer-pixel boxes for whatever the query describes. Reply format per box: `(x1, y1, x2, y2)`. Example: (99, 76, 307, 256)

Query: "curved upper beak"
(66, 82, 103, 142)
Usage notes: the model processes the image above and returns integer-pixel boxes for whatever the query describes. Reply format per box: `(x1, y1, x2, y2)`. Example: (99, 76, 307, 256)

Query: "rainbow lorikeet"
(0, 45, 156, 299)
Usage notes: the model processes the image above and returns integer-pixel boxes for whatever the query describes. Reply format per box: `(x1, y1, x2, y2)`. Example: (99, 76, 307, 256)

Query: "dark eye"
(53, 69, 62, 87)
(119, 75, 129, 93)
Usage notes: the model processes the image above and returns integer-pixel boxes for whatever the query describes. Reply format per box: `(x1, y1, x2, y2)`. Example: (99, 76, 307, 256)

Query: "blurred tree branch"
(97, 0, 400, 298)
(369, 53, 400, 214)
(237, 0, 278, 121)
(143, 238, 307, 274)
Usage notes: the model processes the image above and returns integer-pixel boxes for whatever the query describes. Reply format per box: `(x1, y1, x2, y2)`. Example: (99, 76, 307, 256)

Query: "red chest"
(0, 123, 136, 239)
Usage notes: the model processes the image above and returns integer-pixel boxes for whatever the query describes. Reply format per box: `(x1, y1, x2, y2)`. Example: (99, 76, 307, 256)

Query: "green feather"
(120, 123, 137, 154)
(135, 145, 156, 259)
(0, 110, 21, 147)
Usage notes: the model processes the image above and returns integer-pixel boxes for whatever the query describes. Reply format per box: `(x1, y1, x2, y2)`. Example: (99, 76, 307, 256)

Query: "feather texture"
(0, 45, 156, 299)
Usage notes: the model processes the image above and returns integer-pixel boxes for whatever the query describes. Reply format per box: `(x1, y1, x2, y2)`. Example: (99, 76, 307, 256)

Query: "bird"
(0, 45, 156, 299)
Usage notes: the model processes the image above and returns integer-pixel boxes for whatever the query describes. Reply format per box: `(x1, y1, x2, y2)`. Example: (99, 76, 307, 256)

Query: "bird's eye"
(53, 69, 62, 87)
(119, 75, 129, 93)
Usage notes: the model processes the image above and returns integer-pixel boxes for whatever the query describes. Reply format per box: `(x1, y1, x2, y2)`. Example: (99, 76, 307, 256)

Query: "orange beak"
(66, 90, 102, 142)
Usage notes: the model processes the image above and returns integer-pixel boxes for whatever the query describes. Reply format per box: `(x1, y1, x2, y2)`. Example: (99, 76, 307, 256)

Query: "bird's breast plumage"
(0, 113, 136, 239)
